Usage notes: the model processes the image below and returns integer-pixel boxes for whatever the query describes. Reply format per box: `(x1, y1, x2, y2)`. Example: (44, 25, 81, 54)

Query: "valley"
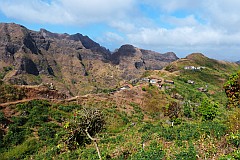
(0, 23, 240, 160)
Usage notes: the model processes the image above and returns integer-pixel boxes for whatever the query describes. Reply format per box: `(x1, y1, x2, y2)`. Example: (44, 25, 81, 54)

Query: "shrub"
(164, 101, 181, 121)
(0, 111, 6, 124)
(183, 101, 192, 118)
(38, 123, 60, 141)
(11, 116, 28, 126)
(17, 100, 51, 127)
(226, 108, 240, 132)
(227, 132, 240, 148)
(3, 124, 30, 146)
(198, 99, 218, 121)
(63, 108, 105, 150)
(175, 142, 197, 160)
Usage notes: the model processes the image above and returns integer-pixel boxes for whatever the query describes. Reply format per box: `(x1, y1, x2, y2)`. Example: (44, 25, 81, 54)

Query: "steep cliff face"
(0, 23, 178, 95)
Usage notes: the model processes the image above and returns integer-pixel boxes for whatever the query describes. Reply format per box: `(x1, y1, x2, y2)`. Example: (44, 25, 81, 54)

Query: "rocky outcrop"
(110, 44, 178, 79)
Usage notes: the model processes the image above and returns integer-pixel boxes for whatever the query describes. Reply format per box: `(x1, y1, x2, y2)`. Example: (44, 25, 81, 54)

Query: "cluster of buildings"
(119, 77, 175, 91)
(184, 66, 206, 70)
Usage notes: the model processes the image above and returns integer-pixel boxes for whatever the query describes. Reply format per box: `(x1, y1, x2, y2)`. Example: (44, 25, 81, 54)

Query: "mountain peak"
(186, 53, 206, 60)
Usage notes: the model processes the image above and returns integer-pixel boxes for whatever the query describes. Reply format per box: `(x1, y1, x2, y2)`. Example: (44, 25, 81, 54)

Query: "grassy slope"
(0, 54, 240, 159)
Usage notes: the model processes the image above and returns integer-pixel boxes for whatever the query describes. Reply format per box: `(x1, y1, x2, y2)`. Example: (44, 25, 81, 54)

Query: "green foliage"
(183, 101, 192, 118)
(17, 100, 50, 127)
(0, 83, 26, 103)
(174, 142, 197, 160)
(0, 111, 6, 124)
(130, 103, 144, 121)
(11, 116, 28, 126)
(219, 150, 240, 160)
(198, 99, 218, 121)
(58, 104, 81, 112)
(38, 122, 60, 141)
(226, 108, 240, 132)
(224, 71, 240, 108)
(227, 132, 240, 148)
(3, 66, 13, 72)
(130, 141, 165, 160)
(3, 124, 31, 146)
(157, 122, 226, 141)
(0, 138, 39, 160)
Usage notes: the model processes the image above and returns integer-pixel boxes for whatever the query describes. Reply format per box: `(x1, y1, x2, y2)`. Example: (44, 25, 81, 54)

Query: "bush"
(3, 124, 30, 146)
(183, 101, 192, 118)
(198, 99, 218, 121)
(38, 123, 60, 141)
(17, 100, 50, 127)
(227, 132, 240, 148)
(226, 108, 240, 132)
(11, 116, 28, 126)
(63, 108, 105, 150)
(175, 142, 197, 160)
(0, 111, 6, 124)
(164, 101, 181, 121)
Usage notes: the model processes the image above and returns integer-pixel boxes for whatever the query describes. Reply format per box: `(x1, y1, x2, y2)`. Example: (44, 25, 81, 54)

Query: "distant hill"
(0, 23, 178, 95)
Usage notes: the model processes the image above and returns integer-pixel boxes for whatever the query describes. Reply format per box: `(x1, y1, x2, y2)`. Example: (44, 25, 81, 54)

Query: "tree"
(198, 99, 218, 121)
(63, 107, 105, 160)
(164, 101, 181, 122)
(224, 71, 240, 108)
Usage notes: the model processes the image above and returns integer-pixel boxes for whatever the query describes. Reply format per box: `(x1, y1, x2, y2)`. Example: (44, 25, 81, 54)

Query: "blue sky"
(1, 0, 240, 61)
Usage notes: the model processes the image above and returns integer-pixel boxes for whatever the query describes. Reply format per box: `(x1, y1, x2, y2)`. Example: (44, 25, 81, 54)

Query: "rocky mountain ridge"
(0, 23, 178, 95)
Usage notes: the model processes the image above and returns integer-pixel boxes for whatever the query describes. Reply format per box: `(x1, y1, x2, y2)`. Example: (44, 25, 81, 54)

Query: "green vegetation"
(0, 56, 240, 159)
(0, 82, 26, 103)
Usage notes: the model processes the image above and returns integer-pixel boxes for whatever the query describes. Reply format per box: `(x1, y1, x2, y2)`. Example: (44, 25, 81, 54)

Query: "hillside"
(0, 23, 178, 96)
(0, 50, 240, 159)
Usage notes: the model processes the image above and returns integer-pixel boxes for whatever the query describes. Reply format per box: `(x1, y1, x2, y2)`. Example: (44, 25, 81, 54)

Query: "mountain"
(0, 23, 178, 95)
(110, 44, 178, 79)
(236, 60, 240, 64)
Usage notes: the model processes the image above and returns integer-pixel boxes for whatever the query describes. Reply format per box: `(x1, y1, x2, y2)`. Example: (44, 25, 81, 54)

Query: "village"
(118, 65, 208, 95)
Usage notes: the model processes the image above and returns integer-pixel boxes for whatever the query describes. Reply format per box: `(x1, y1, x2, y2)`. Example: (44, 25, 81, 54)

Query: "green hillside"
(0, 54, 240, 159)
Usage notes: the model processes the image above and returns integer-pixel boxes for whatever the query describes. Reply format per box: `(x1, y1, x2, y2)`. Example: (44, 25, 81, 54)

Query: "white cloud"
(141, 0, 203, 12)
(109, 21, 136, 33)
(97, 32, 125, 51)
(0, 0, 136, 25)
(127, 27, 220, 46)
(0, 0, 74, 24)
(160, 15, 200, 27)
(127, 25, 240, 59)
